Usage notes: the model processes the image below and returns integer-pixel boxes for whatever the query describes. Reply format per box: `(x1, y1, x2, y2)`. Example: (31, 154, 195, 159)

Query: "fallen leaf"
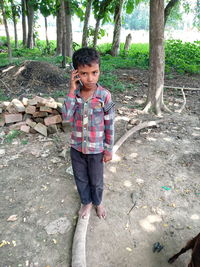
(7, 215, 18, 222)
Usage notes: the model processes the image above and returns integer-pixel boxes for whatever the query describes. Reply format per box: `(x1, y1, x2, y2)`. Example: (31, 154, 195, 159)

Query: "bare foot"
(96, 204, 106, 219)
(79, 203, 92, 218)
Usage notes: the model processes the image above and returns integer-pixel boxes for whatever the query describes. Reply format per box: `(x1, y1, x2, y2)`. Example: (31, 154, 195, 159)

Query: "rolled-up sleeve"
(103, 92, 115, 154)
(62, 93, 76, 122)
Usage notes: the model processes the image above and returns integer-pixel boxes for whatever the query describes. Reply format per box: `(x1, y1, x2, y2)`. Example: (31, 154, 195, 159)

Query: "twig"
(143, 83, 200, 91)
(0, 79, 10, 90)
(176, 87, 186, 113)
(113, 120, 164, 154)
(127, 201, 137, 215)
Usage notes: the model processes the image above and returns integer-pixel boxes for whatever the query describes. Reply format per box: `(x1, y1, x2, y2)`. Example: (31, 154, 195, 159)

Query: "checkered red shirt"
(62, 84, 115, 154)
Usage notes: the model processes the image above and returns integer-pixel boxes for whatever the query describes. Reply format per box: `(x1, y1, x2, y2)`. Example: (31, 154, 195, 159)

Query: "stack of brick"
(0, 96, 67, 136)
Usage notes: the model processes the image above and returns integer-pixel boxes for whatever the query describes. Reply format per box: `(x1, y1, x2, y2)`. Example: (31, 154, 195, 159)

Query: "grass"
(5, 130, 21, 143)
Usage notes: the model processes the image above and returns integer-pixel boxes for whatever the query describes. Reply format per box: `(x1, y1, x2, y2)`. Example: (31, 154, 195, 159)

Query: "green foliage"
(5, 130, 21, 143)
(0, 89, 10, 101)
(165, 40, 200, 74)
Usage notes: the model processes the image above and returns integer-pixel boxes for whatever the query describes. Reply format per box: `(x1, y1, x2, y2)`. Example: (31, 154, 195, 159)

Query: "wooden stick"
(72, 212, 90, 267)
(113, 120, 164, 154)
(143, 83, 200, 91)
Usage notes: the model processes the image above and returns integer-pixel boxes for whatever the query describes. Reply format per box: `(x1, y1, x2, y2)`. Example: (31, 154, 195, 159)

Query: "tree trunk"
(10, 0, 18, 49)
(111, 0, 124, 56)
(61, 0, 66, 67)
(64, 0, 73, 58)
(26, 0, 34, 48)
(143, 0, 165, 116)
(0, 0, 12, 60)
(56, 0, 62, 55)
(21, 0, 27, 46)
(164, 0, 179, 25)
(93, 18, 101, 48)
(82, 0, 93, 47)
(44, 16, 50, 52)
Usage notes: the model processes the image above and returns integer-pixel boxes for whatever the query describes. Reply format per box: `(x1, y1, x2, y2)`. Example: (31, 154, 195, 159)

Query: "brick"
(12, 99, 25, 112)
(44, 115, 62, 126)
(40, 106, 53, 113)
(34, 96, 47, 105)
(25, 105, 36, 114)
(9, 121, 26, 130)
(20, 125, 30, 133)
(5, 113, 23, 124)
(2, 101, 10, 109)
(0, 114, 5, 127)
(45, 101, 57, 109)
(26, 118, 36, 128)
(28, 98, 37, 106)
(57, 98, 65, 104)
(6, 103, 18, 114)
(34, 123, 47, 136)
(22, 97, 29, 106)
(52, 109, 59, 115)
(34, 118, 44, 124)
(56, 102, 63, 113)
(33, 111, 48, 118)
(47, 124, 58, 134)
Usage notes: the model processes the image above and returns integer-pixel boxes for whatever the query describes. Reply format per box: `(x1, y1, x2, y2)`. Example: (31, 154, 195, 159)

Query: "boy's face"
(77, 62, 100, 91)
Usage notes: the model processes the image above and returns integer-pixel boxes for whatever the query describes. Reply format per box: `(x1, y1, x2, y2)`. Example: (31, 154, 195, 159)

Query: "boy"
(62, 47, 115, 219)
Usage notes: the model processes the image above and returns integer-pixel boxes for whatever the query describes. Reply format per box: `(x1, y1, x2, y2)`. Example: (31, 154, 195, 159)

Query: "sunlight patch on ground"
(129, 152, 138, 158)
(134, 99, 145, 105)
(191, 214, 199, 220)
(146, 137, 157, 141)
(192, 132, 200, 137)
(109, 166, 117, 173)
(139, 215, 162, 232)
(112, 154, 121, 162)
(163, 137, 173, 142)
(124, 180, 132, 187)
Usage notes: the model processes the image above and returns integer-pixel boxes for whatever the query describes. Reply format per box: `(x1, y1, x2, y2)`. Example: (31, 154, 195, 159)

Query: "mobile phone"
(70, 63, 83, 86)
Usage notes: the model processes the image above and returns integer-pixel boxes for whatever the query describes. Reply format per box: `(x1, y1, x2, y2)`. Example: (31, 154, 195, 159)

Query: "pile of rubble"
(0, 96, 68, 136)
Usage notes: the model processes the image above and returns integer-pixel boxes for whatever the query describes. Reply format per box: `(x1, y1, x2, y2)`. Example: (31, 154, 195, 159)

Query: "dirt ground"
(0, 63, 200, 267)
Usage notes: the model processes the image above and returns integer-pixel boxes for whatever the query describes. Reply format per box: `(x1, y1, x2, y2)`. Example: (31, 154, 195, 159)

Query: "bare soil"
(0, 62, 200, 267)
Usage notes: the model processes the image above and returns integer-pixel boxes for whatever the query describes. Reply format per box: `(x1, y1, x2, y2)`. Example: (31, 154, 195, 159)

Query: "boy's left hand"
(103, 151, 112, 163)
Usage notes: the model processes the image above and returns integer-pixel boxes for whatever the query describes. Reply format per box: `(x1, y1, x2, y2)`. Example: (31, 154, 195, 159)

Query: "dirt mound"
(0, 60, 67, 97)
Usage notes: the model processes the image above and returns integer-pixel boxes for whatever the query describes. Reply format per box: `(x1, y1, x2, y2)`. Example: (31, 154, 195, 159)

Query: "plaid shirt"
(62, 84, 115, 154)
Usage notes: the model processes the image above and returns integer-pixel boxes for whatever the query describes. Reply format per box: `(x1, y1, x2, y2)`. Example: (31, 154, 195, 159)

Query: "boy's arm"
(62, 68, 80, 121)
(103, 92, 115, 162)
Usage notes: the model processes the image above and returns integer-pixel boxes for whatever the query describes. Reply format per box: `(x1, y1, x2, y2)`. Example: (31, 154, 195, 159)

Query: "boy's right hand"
(69, 69, 81, 95)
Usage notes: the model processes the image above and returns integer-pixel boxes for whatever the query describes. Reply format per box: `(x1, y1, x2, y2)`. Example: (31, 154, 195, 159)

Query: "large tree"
(0, 0, 12, 60)
(82, 0, 93, 47)
(143, 0, 165, 116)
(111, 0, 124, 56)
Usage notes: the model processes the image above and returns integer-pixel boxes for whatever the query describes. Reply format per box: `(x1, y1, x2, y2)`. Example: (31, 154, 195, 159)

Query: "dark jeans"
(70, 147, 104, 206)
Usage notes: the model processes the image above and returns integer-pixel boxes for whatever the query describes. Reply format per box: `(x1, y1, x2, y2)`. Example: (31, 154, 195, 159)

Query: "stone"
(45, 100, 57, 109)
(40, 106, 53, 113)
(26, 118, 36, 128)
(45, 217, 71, 235)
(9, 121, 26, 130)
(44, 115, 62, 126)
(47, 124, 58, 134)
(28, 98, 37, 106)
(25, 105, 36, 114)
(6, 103, 18, 113)
(33, 111, 48, 118)
(20, 125, 30, 133)
(34, 96, 47, 105)
(22, 97, 29, 106)
(34, 123, 47, 136)
(0, 114, 5, 127)
(4, 113, 23, 124)
(11, 99, 25, 112)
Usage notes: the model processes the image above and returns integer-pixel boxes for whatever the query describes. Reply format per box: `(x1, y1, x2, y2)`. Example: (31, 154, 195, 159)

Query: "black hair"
(72, 47, 100, 69)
